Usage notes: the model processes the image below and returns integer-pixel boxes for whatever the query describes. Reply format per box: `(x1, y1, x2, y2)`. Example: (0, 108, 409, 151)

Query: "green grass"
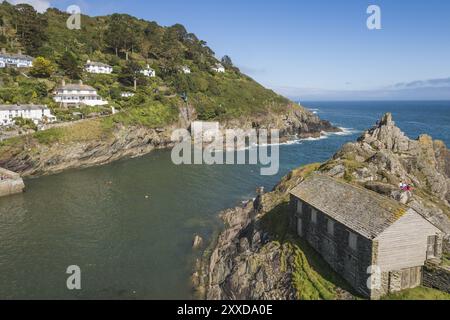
(442, 252, 450, 267)
(33, 119, 113, 145)
(260, 201, 358, 300)
(383, 286, 450, 300)
(106, 101, 178, 128)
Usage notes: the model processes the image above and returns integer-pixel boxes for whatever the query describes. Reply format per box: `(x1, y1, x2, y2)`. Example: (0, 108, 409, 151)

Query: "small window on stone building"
(327, 219, 335, 236)
(311, 209, 318, 224)
(348, 232, 358, 251)
(297, 200, 303, 214)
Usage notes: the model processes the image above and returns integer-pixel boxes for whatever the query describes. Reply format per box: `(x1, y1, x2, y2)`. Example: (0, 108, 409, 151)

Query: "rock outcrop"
(0, 167, 25, 197)
(196, 113, 450, 300)
(0, 104, 338, 177)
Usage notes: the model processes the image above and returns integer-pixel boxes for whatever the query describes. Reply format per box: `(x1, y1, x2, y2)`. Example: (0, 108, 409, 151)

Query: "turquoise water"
(0, 101, 449, 299)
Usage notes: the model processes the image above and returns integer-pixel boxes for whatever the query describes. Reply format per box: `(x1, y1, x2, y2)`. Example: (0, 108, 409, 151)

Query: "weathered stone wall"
(423, 263, 450, 293)
(0, 167, 25, 197)
(291, 195, 373, 298)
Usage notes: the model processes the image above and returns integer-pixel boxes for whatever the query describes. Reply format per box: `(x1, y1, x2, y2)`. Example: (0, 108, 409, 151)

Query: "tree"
(221, 55, 233, 68)
(58, 51, 82, 79)
(105, 14, 142, 60)
(118, 61, 145, 90)
(30, 57, 55, 78)
(14, 4, 48, 55)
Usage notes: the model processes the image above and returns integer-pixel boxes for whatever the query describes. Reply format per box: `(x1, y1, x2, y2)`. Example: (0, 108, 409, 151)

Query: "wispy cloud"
(7, 0, 51, 13)
(392, 77, 450, 89)
(270, 77, 450, 101)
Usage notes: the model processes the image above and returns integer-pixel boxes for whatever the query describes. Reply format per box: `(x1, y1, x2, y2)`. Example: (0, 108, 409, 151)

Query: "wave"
(212, 127, 360, 151)
(331, 127, 361, 136)
(306, 108, 320, 114)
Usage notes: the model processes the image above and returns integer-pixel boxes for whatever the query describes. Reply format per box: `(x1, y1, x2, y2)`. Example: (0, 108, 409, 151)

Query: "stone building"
(290, 173, 444, 299)
(0, 49, 33, 68)
(85, 60, 113, 74)
(0, 104, 56, 126)
(53, 80, 108, 107)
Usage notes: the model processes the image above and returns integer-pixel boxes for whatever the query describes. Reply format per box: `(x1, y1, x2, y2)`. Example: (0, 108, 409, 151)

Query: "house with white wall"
(121, 92, 135, 98)
(0, 49, 34, 68)
(0, 104, 56, 126)
(211, 63, 225, 73)
(140, 65, 156, 77)
(181, 66, 191, 74)
(85, 60, 113, 74)
(53, 81, 108, 107)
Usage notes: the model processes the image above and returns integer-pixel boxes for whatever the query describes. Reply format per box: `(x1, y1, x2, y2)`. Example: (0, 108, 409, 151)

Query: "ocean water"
(0, 101, 448, 299)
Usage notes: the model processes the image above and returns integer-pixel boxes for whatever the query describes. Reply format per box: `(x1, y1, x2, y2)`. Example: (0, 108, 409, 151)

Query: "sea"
(0, 101, 448, 299)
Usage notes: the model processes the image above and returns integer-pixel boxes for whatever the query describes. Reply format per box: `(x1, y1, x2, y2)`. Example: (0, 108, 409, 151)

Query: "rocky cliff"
(195, 113, 450, 300)
(0, 103, 337, 177)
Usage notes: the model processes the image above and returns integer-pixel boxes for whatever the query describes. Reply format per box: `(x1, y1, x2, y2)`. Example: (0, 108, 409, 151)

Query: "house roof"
(85, 61, 112, 68)
(56, 84, 97, 91)
(0, 104, 48, 111)
(290, 173, 411, 239)
(0, 53, 34, 61)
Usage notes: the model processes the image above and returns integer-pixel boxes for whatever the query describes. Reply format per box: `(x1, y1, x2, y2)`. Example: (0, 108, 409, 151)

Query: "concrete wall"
(0, 167, 25, 197)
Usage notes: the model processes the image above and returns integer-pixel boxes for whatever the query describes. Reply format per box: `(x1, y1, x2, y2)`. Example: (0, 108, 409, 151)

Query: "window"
(311, 209, 318, 224)
(327, 219, 335, 236)
(348, 232, 358, 251)
(297, 200, 303, 214)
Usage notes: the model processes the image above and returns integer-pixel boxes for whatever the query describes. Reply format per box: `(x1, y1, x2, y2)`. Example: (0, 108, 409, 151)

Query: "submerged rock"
(192, 235, 204, 249)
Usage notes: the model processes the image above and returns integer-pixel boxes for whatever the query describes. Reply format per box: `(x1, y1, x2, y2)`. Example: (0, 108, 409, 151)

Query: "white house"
(0, 104, 56, 126)
(85, 60, 113, 74)
(211, 63, 225, 73)
(140, 65, 156, 77)
(0, 50, 34, 68)
(121, 92, 135, 98)
(53, 81, 108, 107)
(181, 66, 191, 74)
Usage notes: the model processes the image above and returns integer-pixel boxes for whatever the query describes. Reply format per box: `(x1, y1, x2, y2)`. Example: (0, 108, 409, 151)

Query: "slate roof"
(0, 104, 48, 111)
(290, 173, 409, 239)
(55, 84, 97, 91)
(0, 53, 34, 61)
(85, 61, 112, 68)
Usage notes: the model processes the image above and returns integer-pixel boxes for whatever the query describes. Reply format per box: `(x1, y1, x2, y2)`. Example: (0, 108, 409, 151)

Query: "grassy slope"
(383, 287, 450, 300)
(0, 4, 291, 125)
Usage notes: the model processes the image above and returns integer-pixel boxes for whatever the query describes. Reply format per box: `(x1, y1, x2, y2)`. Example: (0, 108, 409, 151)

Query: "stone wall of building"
(0, 167, 25, 197)
(290, 195, 373, 298)
(423, 262, 450, 294)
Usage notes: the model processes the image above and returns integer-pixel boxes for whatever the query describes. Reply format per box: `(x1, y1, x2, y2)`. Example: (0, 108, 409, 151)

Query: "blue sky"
(10, 0, 450, 100)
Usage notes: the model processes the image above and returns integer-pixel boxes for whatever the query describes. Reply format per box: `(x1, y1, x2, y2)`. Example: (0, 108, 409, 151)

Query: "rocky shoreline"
(194, 113, 450, 300)
(0, 103, 339, 178)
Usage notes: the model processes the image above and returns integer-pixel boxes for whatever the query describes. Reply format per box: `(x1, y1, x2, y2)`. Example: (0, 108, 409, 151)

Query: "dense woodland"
(0, 2, 289, 126)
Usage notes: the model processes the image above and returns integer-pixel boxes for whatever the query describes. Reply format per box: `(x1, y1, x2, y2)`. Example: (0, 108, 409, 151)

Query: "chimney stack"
(1, 48, 6, 54)
(17, 49, 22, 55)
(79, 80, 83, 85)
(61, 79, 66, 86)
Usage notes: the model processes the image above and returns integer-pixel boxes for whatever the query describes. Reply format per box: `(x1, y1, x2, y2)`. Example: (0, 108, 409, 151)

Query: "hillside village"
(0, 2, 285, 141)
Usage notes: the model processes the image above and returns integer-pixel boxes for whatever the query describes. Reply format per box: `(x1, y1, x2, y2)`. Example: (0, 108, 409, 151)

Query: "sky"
(7, 0, 450, 100)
